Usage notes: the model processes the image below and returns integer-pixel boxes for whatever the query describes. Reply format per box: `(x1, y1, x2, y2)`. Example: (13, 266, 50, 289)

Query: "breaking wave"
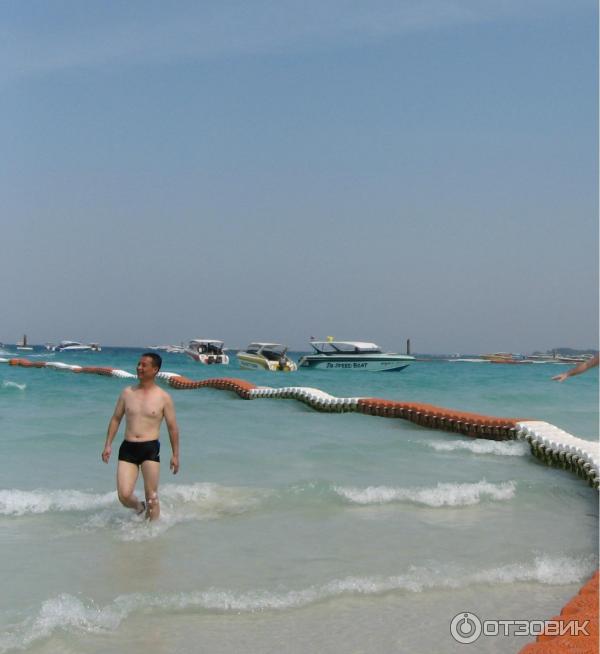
(425, 439, 529, 456)
(2, 480, 516, 521)
(0, 553, 594, 653)
(82, 483, 270, 541)
(0, 483, 268, 521)
(333, 480, 516, 507)
(1, 380, 26, 391)
(0, 489, 116, 516)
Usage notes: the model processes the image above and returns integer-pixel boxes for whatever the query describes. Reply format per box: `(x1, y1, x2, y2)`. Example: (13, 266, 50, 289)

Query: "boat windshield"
(310, 342, 382, 354)
(190, 341, 224, 354)
(246, 344, 287, 359)
(262, 346, 287, 361)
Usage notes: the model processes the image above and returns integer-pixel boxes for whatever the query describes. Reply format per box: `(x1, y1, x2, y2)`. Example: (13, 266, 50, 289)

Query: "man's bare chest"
(125, 394, 163, 420)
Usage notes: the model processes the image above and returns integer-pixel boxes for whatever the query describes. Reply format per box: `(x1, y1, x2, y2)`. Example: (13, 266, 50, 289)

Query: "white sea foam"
(1, 554, 594, 653)
(0, 483, 267, 524)
(333, 480, 516, 507)
(159, 482, 268, 511)
(81, 483, 269, 541)
(426, 439, 529, 456)
(0, 593, 124, 653)
(472, 555, 596, 586)
(0, 489, 116, 516)
(1, 380, 26, 391)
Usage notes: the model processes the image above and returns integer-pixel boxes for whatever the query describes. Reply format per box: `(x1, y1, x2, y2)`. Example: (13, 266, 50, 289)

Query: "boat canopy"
(188, 339, 224, 354)
(245, 343, 288, 359)
(309, 341, 382, 354)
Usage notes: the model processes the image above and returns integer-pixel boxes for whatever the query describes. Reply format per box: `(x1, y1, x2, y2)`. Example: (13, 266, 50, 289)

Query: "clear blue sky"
(1, 1, 597, 353)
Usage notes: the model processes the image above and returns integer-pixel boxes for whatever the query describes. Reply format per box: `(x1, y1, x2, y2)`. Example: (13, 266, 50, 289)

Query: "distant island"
(414, 348, 598, 360)
(532, 348, 599, 356)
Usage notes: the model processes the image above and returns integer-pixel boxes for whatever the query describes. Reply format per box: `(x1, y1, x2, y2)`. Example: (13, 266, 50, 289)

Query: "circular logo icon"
(450, 612, 482, 644)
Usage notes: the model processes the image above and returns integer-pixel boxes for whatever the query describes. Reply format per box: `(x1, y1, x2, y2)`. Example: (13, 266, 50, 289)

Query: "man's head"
(137, 352, 162, 380)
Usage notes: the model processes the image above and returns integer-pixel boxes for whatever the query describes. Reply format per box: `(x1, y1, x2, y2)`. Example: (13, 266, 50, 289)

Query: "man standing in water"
(101, 352, 180, 520)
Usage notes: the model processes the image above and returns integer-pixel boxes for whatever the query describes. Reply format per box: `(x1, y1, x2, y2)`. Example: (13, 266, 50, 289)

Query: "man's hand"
(101, 445, 112, 463)
(170, 455, 179, 474)
(552, 372, 568, 382)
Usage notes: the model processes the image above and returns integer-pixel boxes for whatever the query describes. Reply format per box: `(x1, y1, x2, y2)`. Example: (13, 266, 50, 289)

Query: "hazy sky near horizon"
(1, 1, 597, 353)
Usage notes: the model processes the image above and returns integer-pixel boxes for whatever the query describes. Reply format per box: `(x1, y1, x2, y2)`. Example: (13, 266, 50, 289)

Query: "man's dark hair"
(142, 352, 162, 370)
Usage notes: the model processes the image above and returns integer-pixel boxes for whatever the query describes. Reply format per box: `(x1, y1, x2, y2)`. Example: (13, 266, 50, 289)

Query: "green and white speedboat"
(237, 343, 297, 372)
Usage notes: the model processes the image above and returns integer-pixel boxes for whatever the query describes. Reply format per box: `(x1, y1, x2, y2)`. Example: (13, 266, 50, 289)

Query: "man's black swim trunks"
(118, 440, 160, 465)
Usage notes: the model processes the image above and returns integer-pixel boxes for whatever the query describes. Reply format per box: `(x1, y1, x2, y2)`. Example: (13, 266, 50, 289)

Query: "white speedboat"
(298, 341, 414, 371)
(185, 339, 229, 365)
(52, 341, 101, 352)
(237, 343, 297, 371)
(148, 344, 184, 353)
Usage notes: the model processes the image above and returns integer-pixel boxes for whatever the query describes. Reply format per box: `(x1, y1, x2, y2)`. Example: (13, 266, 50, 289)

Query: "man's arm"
(102, 391, 126, 463)
(552, 354, 599, 382)
(164, 393, 180, 474)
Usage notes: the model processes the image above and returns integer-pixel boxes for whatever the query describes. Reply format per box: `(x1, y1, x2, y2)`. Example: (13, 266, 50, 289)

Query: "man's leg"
(141, 460, 160, 521)
(117, 460, 144, 512)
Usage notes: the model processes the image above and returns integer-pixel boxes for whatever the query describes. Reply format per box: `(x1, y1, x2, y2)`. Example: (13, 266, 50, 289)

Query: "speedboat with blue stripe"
(298, 341, 414, 372)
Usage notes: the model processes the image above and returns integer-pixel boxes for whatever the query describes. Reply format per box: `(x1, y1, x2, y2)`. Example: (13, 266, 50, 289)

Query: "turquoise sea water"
(0, 348, 597, 653)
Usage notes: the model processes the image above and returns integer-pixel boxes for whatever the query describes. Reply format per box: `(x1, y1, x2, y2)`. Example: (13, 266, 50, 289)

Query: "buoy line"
(3, 357, 598, 488)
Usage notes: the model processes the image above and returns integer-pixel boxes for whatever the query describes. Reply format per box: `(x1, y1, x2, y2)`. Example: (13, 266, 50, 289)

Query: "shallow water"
(0, 348, 597, 653)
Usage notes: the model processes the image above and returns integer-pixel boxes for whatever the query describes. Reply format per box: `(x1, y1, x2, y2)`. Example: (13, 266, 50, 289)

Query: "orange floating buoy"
(518, 571, 599, 653)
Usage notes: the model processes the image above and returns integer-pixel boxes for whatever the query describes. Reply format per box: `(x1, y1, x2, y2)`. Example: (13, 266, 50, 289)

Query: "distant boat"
(184, 339, 229, 365)
(524, 353, 558, 363)
(489, 358, 533, 365)
(447, 357, 488, 363)
(147, 344, 186, 353)
(165, 344, 186, 354)
(482, 352, 532, 364)
(16, 334, 33, 351)
(52, 341, 101, 352)
(481, 352, 515, 361)
(555, 354, 594, 363)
